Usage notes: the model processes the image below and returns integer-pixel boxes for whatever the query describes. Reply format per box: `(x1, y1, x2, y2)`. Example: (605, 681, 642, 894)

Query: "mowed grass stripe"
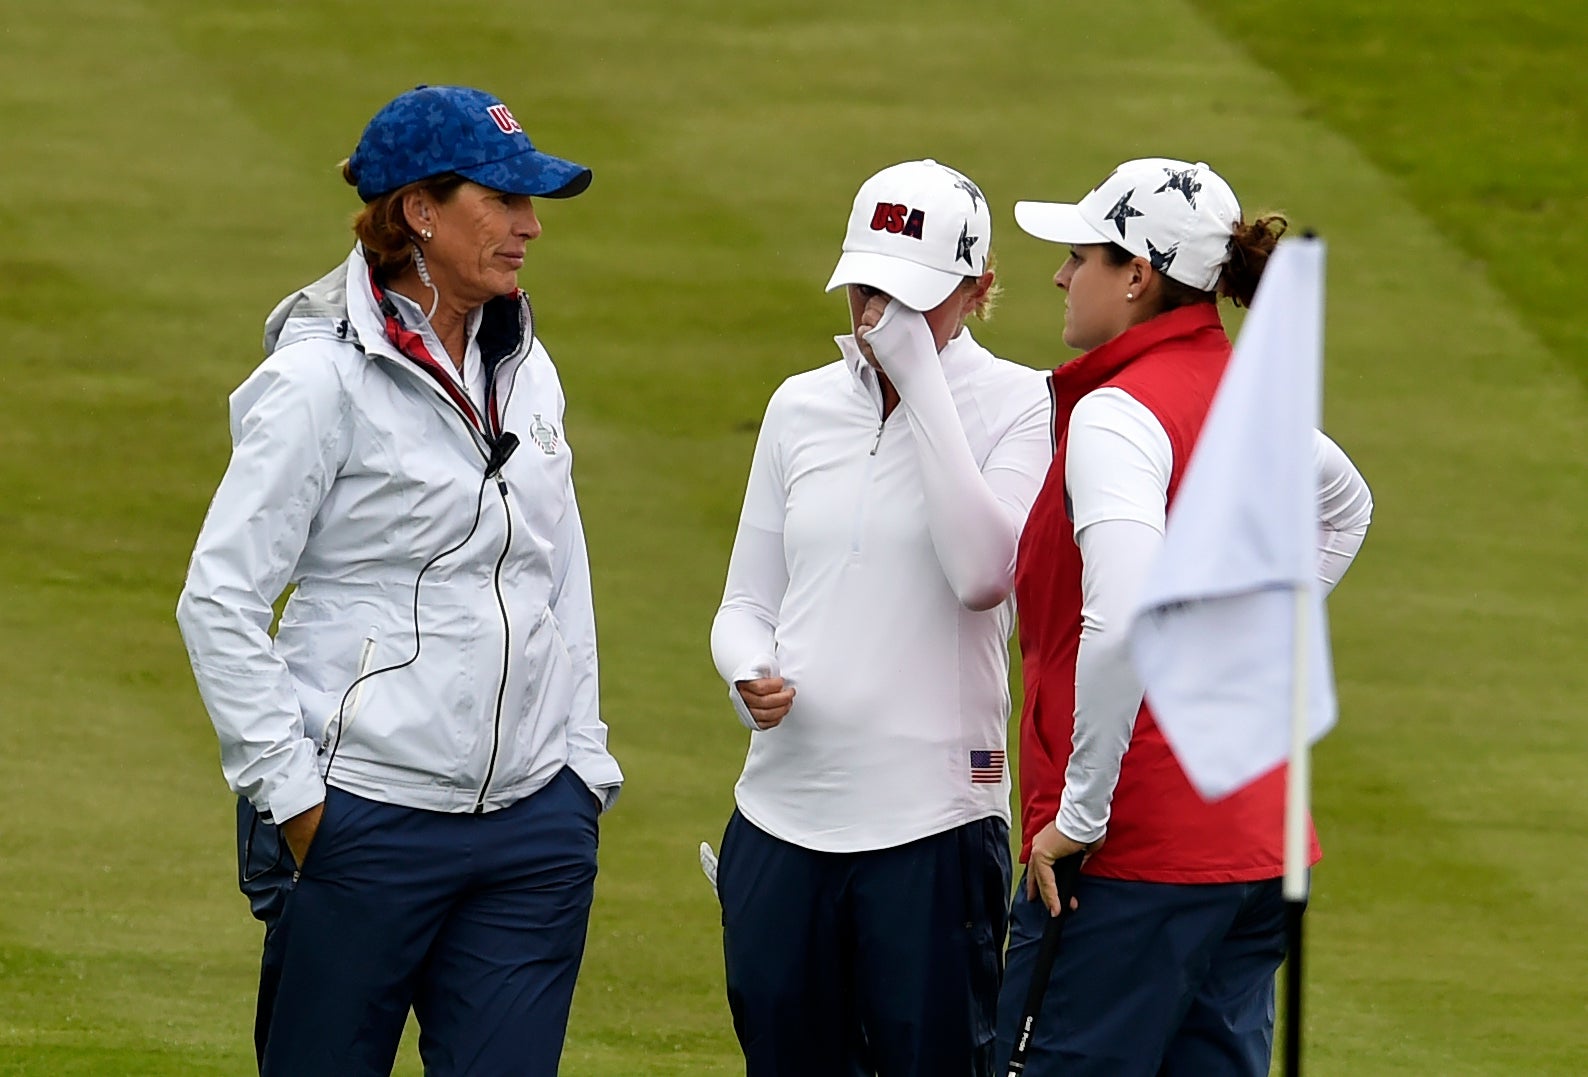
(0, 1, 1582, 1073)
(1190, 0, 1588, 386)
(0, 2, 321, 1071)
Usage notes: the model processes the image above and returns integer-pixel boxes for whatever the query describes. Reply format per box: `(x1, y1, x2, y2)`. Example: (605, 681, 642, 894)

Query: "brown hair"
(1103, 213, 1289, 311)
(339, 160, 469, 276)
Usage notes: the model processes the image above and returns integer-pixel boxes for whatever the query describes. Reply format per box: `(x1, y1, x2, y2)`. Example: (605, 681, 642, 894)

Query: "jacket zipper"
(473, 474, 515, 813)
(365, 309, 533, 812)
(374, 355, 514, 812)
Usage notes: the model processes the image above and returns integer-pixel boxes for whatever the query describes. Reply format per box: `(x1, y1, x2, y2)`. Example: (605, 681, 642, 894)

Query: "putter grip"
(1005, 851, 1087, 1075)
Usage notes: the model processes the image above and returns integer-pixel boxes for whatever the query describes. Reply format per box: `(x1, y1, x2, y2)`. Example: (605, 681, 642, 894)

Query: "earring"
(1125, 292, 1135, 300)
(420, 228, 434, 242)
(411, 244, 440, 321)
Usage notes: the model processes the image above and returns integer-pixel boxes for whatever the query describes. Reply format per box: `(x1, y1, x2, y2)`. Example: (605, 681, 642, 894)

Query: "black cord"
(244, 288, 536, 875)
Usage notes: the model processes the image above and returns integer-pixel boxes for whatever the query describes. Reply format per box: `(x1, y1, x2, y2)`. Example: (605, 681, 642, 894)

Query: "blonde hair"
(965, 250, 1000, 321)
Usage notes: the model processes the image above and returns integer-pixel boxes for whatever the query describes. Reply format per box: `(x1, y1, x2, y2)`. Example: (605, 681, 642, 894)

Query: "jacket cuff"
(567, 757, 624, 812)
(260, 747, 327, 825)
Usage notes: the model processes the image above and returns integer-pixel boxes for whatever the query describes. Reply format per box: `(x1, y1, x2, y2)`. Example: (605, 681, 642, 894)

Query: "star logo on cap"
(1104, 189, 1144, 239)
(951, 173, 985, 212)
(956, 222, 979, 267)
(1156, 167, 1202, 207)
(1146, 238, 1179, 274)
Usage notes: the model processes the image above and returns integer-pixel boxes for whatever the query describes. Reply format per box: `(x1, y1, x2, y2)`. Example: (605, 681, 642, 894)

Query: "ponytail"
(1217, 214, 1289, 308)
(1102, 210, 1291, 313)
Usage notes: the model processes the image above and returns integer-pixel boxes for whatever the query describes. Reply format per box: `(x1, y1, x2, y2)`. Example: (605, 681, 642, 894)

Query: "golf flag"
(1127, 237, 1336, 801)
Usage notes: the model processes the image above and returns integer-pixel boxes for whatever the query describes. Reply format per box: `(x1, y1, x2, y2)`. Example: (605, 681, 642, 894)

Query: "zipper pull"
(870, 419, 885, 456)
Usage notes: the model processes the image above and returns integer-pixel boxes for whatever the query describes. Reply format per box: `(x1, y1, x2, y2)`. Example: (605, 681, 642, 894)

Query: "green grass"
(0, 1, 1584, 1073)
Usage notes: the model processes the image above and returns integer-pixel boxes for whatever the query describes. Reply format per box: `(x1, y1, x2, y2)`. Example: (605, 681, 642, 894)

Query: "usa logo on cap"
(486, 103, 522, 135)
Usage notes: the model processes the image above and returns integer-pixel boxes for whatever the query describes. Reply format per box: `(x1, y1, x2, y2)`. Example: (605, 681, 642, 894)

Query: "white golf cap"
(1014, 158, 1241, 291)
(826, 159, 992, 311)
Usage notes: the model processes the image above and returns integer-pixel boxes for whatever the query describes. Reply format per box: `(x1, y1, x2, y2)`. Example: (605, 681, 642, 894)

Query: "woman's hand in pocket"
(280, 801, 325, 867)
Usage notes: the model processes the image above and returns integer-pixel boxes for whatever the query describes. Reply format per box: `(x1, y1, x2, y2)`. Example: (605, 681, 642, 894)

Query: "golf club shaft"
(1284, 897, 1305, 1076)
(1004, 851, 1086, 1076)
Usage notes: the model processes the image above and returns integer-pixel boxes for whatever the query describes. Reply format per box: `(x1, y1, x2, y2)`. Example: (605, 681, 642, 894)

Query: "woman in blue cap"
(177, 85, 621, 1076)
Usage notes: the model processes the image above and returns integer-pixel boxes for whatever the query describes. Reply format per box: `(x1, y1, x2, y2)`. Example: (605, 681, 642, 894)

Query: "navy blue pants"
(994, 871, 1289, 1077)
(235, 768, 599, 1076)
(718, 811, 1011, 1077)
(237, 797, 294, 1067)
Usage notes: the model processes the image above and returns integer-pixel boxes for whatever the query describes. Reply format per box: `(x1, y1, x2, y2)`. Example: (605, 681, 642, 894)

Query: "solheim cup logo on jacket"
(529, 414, 560, 454)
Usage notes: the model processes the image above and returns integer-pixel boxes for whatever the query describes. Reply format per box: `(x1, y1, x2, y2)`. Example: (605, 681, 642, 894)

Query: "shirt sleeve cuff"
(728, 684, 763, 731)
(1056, 796, 1107, 847)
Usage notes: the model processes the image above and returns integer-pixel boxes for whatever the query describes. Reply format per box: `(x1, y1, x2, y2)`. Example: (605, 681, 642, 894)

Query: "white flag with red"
(1128, 237, 1336, 801)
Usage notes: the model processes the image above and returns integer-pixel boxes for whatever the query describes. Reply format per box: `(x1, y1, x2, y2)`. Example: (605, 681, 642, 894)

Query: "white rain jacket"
(176, 246, 621, 825)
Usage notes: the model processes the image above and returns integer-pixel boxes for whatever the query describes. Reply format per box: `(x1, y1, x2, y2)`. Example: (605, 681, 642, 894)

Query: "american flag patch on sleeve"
(970, 750, 1005, 784)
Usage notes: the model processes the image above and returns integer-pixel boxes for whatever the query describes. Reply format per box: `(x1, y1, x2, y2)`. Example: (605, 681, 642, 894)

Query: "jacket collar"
(338, 247, 539, 438)
(341, 246, 533, 374)
(1050, 303, 1228, 421)
(834, 324, 990, 405)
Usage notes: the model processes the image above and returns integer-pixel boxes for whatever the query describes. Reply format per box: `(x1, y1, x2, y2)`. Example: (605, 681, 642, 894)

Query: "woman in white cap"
(994, 159, 1373, 1075)
(709, 159, 1052, 1076)
(176, 85, 621, 1076)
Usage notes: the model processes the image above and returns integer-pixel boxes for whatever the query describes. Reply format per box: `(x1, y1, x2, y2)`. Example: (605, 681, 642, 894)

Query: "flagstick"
(1283, 584, 1311, 1077)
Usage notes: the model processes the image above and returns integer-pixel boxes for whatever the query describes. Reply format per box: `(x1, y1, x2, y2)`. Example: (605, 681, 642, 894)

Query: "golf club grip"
(1005, 851, 1086, 1076)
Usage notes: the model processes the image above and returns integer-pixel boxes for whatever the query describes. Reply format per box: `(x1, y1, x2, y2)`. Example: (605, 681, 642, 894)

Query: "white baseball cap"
(825, 159, 992, 311)
(1014, 158, 1241, 291)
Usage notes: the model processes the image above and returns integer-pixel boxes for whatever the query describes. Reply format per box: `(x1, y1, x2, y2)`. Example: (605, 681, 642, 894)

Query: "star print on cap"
(825, 159, 993, 312)
(955, 222, 979, 266)
(1013, 158, 1243, 291)
(953, 174, 986, 212)
(1156, 167, 1203, 207)
(1103, 189, 1145, 239)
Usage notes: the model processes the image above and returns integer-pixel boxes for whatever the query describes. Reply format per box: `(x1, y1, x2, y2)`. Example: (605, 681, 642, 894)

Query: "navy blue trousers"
(718, 811, 1011, 1077)
(236, 768, 599, 1077)
(994, 871, 1289, 1077)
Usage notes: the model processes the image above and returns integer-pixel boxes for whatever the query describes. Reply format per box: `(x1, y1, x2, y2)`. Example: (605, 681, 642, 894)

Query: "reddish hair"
(339, 160, 467, 276)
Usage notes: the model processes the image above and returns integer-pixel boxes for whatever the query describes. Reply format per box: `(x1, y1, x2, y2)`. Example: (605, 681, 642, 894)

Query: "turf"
(0, 1, 1583, 1074)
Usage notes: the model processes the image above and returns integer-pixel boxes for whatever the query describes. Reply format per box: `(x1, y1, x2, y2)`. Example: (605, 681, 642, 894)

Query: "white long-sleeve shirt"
(1056, 387, 1373, 844)
(711, 313, 1052, 852)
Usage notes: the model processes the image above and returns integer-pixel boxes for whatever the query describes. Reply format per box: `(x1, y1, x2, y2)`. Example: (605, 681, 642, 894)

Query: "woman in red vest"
(992, 159, 1373, 1075)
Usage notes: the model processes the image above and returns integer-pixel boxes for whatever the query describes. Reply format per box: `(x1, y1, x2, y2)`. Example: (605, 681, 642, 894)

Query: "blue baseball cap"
(347, 85, 592, 203)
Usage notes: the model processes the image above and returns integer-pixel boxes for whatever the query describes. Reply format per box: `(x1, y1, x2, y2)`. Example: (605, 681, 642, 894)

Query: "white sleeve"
(551, 477, 624, 809)
(175, 346, 349, 824)
(1064, 389, 1173, 534)
(862, 300, 1053, 611)
(1056, 388, 1170, 844)
(710, 390, 792, 731)
(1313, 430, 1374, 593)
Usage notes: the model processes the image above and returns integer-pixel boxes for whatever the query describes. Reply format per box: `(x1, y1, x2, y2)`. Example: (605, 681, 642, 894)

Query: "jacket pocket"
(321, 630, 380, 753)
